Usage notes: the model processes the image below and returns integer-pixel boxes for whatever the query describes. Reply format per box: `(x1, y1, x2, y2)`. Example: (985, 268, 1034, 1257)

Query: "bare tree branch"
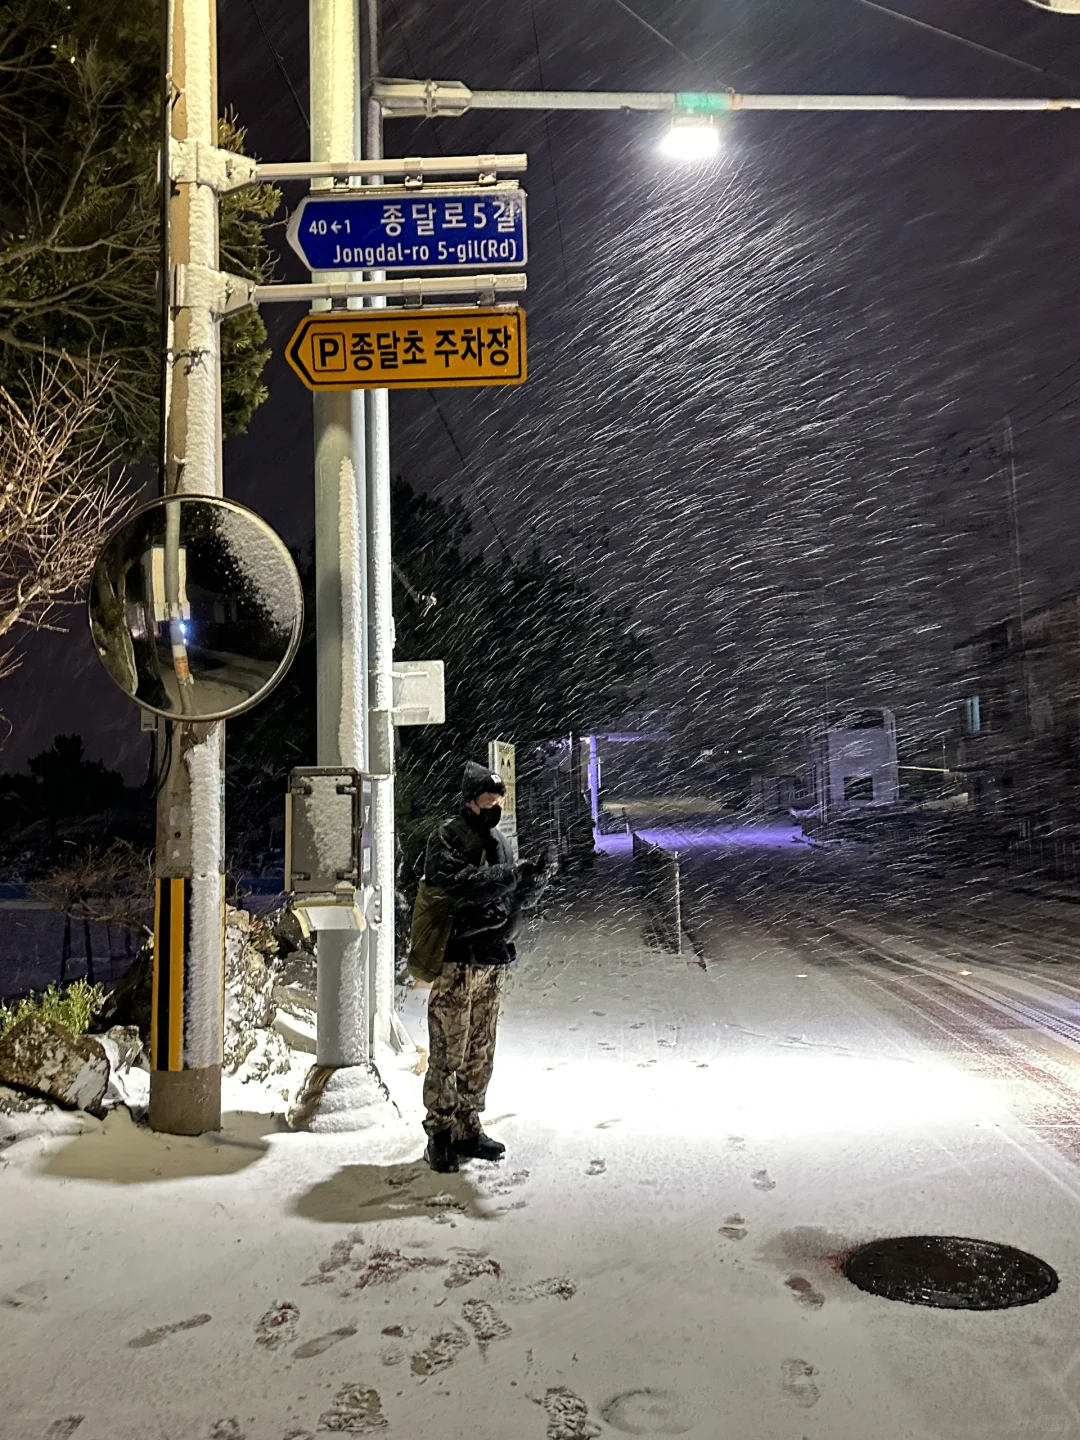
(0, 360, 136, 673)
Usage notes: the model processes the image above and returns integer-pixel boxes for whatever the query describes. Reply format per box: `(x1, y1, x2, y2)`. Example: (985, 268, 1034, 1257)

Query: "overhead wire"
(851, 0, 1079, 88)
(605, 0, 696, 68)
(428, 395, 513, 562)
(245, 0, 309, 130)
(530, 0, 573, 305)
(383, 0, 515, 565)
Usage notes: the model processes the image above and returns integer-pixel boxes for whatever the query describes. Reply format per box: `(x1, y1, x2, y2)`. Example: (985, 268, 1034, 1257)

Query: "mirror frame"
(88, 493, 305, 723)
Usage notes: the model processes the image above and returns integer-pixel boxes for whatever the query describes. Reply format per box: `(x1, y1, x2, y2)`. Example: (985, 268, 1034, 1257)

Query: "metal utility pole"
(151, 0, 225, 1135)
(310, 0, 371, 1070)
(362, 0, 399, 1051)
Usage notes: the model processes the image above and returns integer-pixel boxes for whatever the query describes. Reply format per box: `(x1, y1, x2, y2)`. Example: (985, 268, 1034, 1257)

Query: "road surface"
(5, 821, 1080, 1439)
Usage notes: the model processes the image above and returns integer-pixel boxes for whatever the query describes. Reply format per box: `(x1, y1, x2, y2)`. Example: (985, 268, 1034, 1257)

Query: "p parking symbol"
(314, 332, 346, 372)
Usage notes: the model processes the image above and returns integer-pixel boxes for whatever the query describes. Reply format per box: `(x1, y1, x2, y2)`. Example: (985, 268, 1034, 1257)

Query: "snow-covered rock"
(221, 904, 318, 1112)
(0, 1016, 110, 1114)
(94, 1025, 151, 1119)
(0, 1084, 101, 1147)
(224, 909, 278, 1074)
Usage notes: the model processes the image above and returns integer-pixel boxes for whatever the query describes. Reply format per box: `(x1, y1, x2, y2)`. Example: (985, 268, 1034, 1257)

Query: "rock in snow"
(95, 1025, 150, 1118)
(0, 1017, 110, 1114)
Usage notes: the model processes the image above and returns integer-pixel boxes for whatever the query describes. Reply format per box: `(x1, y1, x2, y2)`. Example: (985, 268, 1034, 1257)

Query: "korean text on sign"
(290, 189, 528, 272)
(285, 307, 527, 392)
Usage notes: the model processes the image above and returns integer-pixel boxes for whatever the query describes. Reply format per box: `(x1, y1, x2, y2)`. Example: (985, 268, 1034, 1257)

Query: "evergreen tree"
(0, 0, 277, 457)
(224, 482, 652, 880)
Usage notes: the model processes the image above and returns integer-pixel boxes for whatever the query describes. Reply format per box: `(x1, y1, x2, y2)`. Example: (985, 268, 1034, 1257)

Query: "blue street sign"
(286, 184, 528, 273)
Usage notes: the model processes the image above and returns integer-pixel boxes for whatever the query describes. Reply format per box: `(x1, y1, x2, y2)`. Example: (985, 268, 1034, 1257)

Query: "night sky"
(8, 0, 1080, 778)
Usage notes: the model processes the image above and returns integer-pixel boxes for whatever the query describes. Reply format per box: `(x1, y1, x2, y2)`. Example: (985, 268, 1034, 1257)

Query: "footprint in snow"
(780, 1358, 821, 1408)
(587, 1159, 606, 1176)
(595, 1118, 621, 1129)
(602, 1389, 693, 1434)
(127, 1313, 212, 1349)
(2, 1280, 47, 1310)
(480, 1168, 530, 1198)
(786, 1275, 825, 1310)
(509, 1276, 577, 1303)
(317, 1384, 388, 1432)
(254, 1301, 300, 1350)
(461, 1298, 512, 1346)
(541, 1387, 601, 1440)
(45, 1421, 84, 1439)
(209, 1422, 244, 1440)
(720, 1215, 747, 1241)
(294, 1325, 357, 1358)
(752, 1169, 777, 1191)
(410, 1324, 470, 1376)
(728, 1136, 746, 1150)
(445, 1252, 503, 1288)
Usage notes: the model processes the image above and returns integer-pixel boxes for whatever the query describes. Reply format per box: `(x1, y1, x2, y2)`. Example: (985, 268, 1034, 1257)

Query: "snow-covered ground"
(5, 844, 1080, 1439)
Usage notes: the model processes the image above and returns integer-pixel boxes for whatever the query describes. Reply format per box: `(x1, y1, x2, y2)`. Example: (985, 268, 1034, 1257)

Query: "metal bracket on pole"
(173, 262, 258, 316)
(172, 137, 526, 192)
(254, 273, 526, 304)
(373, 76, 473, 118)
(170, 138, 260, 191)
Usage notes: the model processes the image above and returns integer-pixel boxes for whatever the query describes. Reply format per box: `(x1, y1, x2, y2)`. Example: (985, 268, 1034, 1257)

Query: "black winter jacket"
(424, 807, 519, 966)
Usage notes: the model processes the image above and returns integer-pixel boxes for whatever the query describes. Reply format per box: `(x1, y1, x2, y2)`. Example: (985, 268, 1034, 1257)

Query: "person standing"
(414, 761, 552, 1173)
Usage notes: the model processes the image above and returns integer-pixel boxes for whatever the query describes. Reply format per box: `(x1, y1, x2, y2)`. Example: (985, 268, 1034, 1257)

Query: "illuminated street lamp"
(659, 113, 721, 161)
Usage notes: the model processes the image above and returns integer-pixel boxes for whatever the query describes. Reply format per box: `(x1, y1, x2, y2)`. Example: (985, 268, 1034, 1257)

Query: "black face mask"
(474, 803, 502, 829)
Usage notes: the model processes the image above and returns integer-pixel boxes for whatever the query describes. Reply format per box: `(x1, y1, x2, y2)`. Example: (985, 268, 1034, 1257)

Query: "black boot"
(455, 1131, 506, 1161)
(425, 1130, 459, 1173)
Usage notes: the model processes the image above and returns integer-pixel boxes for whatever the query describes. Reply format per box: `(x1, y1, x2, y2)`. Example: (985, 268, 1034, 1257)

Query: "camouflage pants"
(423, 963, 505, 1139)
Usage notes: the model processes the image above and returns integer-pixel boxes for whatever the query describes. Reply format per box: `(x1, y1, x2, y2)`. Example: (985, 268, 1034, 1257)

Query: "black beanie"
(462, 760, 506, 804)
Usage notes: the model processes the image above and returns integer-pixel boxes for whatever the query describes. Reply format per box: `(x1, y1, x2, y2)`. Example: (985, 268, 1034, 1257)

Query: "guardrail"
(631, 832, 682, 955)
(1009, 837, 1080, 887)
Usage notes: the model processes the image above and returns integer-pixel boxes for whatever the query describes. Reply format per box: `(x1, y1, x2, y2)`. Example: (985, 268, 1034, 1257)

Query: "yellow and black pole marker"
(151, 877, 189, 1072)
(150, 722, 226, 1134)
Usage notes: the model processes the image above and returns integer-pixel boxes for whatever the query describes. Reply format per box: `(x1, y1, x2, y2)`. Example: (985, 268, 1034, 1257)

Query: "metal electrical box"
(285, 766, 365, 932)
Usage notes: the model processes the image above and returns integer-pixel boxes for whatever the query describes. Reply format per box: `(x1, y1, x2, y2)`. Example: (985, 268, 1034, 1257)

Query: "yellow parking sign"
(285, 305, 527, 391)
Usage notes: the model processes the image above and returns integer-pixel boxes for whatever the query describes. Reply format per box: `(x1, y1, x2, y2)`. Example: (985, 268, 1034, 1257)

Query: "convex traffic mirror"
(89, 495, 303, 722)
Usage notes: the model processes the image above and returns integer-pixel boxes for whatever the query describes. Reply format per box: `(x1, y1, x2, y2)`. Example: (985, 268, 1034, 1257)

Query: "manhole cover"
(843, 1236, 1058, 1310)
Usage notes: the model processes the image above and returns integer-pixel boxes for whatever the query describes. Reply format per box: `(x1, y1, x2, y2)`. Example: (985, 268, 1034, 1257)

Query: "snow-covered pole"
(310, 0, 372, 1074)
(362, 0, 398, 1054)
(374, 80, 1080, 116)
(150, 0, 225, 1135)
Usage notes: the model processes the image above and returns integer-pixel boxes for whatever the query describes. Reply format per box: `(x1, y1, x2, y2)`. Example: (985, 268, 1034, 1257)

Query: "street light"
(659, 114, 721, 161)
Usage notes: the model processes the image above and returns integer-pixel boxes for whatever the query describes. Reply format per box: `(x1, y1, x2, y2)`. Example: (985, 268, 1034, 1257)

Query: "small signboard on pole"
(285, 306, 527, 392)
(488, 739, 518, 861)
(392, 660, 445, 725)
